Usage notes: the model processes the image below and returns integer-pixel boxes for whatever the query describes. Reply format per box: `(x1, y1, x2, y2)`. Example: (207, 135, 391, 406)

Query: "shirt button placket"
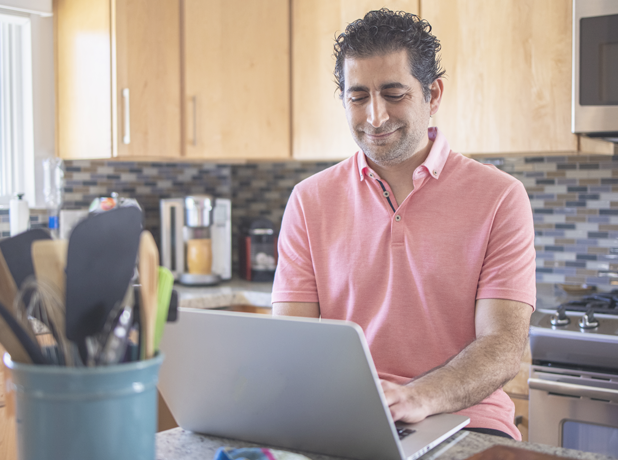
(392, 213, 404, 245)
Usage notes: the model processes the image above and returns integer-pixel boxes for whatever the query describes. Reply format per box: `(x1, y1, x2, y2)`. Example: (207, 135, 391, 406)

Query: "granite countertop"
(156, 428, 617, 460)
(174, 280, 598, 313)
(174, 276, 273, 309)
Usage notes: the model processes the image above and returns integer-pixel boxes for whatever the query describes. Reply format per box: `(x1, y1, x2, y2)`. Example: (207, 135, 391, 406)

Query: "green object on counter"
(155, 266, 174, 351)
(5, 352, 164, 460)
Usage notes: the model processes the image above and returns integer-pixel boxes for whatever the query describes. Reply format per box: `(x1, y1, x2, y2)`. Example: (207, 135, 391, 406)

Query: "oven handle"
(528, 378, 618, 402)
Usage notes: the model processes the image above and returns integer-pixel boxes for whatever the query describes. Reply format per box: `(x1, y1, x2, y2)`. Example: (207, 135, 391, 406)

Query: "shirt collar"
(357, 127, 451, 182)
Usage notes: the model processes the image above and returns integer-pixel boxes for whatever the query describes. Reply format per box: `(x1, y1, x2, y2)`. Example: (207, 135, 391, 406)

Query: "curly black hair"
(333, 9, 445, 102)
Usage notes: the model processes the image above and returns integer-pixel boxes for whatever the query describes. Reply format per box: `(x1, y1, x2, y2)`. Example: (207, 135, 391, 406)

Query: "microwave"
(572, 0, 618, 142)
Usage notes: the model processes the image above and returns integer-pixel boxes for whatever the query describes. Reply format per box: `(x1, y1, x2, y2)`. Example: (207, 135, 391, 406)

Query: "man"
(272, 9, 535, 440)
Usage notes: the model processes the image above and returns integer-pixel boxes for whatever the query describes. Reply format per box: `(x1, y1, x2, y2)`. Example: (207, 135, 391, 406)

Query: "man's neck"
(366, 139, 434, 207)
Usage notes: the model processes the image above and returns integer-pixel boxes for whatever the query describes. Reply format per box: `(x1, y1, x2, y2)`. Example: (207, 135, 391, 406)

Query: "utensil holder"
(4, 353, 164, 460)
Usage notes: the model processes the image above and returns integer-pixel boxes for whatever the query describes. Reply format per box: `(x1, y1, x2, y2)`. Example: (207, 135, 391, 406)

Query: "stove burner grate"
(558, 291, 618, 316)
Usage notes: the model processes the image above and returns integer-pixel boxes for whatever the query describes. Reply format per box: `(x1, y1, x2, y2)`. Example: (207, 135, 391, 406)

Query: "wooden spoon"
(138, 231, 159, 360)
(31, 240, 69, 304)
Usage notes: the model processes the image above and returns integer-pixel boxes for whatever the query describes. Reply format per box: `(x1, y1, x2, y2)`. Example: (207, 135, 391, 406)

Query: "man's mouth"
(363, 128, 398, 142)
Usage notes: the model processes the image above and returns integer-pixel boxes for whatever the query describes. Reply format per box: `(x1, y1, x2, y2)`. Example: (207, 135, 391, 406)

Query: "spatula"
(138, 231, 159, 360)
(65, 207, 142, 362)
(0, 228, 51, 291)
(31, 239, 69, 304)
(154, 266, 174, 352)
(0, 250, 39, 345)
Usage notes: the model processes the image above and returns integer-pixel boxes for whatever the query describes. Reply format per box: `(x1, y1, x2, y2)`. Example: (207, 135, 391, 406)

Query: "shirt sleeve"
(476, 180, 537, 308)
(272, 187, 320, 304)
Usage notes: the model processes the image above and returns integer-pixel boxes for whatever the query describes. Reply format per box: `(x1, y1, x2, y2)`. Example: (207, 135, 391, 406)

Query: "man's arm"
(381, 298, 532, 424)
(273, 302, 320, 318)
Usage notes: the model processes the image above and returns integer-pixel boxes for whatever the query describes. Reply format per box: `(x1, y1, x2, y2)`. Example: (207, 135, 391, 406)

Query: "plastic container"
(9, 193, 30, 236)
(4, 353, 164, 460)
(42, 158, 65, 238)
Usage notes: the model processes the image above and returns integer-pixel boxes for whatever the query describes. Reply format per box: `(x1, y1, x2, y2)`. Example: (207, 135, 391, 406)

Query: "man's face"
(343, 49, 433, 167)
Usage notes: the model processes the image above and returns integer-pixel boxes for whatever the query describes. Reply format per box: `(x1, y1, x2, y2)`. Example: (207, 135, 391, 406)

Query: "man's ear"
(429, 78, 444, 116)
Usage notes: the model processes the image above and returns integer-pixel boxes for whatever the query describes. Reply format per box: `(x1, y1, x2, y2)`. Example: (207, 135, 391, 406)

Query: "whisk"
(15, 276, 79, 366)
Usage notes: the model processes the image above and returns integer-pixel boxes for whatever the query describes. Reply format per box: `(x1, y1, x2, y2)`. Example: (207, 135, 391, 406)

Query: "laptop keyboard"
(397, 428, 416, 440)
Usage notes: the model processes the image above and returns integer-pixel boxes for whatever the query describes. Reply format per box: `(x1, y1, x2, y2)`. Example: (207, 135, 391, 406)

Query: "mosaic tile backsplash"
(1, 154, 617, 285)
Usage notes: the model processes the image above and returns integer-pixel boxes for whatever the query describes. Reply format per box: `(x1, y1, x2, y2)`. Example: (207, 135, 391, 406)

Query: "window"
(0, 9, 34, 207)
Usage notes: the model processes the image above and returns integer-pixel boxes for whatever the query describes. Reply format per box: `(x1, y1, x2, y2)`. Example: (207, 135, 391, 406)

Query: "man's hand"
(381, 298, 532, 424)
(381, 380, 430, 424)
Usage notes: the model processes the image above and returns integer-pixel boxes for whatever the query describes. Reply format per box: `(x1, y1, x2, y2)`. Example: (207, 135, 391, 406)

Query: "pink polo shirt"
(272, 128, 536, 439)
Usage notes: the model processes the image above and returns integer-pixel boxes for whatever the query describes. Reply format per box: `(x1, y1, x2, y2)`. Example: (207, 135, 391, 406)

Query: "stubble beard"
(353, 123, 424, 168)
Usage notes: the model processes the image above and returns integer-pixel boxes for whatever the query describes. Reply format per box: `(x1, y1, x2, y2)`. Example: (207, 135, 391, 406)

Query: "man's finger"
(380, 380, 400, 406)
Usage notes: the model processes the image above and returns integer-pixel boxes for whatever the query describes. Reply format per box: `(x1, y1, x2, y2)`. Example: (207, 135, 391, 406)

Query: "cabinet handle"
(192, 95, 197, 146)
(123, 88, 131, 144)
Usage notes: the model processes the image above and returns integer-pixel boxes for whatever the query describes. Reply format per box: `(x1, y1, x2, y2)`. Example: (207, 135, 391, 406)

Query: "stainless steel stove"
(528, 290, 618, 457)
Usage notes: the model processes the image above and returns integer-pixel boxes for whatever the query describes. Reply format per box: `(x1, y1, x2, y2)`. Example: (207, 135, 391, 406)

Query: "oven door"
(528, 366, 618, 457)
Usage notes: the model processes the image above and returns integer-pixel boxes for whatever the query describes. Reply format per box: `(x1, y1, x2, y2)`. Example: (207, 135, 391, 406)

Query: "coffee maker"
(160, 196, 231, 285)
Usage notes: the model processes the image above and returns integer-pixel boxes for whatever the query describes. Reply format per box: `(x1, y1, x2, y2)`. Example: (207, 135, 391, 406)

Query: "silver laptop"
(158, 308, 470, 460)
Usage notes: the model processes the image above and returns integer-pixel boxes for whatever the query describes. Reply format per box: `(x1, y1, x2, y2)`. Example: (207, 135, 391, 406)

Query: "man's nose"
(367, 97, 389, 128)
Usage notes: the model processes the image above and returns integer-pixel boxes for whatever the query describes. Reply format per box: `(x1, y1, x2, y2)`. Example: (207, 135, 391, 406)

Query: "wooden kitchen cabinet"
(55, 0, 182, 159)
(292, 0, 420, 160)
(182, 0, 290, 160)
(421, 0, 614, 156)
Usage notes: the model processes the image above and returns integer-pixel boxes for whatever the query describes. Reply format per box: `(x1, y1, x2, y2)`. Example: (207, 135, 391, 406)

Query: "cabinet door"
(115, 0, 182, 158)
(183, 0, 290, 160)
(56, 0, 113, 159)
(292, 0, 420, 160)
(422, 0, 578, 155)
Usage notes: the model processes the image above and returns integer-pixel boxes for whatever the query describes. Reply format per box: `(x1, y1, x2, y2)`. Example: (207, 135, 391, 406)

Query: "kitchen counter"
(156, 428, 617, 460)
(175, 277, 273, 309)
(175, 281, 587, 312)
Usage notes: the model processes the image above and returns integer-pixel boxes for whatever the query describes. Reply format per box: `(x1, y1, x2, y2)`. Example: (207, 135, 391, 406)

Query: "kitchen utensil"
(65, 206, 142, 362)
(154, 266, 174, 351)
(0, 251, 40, 347)
(88, 284, 134, 366)
(0, 301, 46, 364)
(17, 276, 74, 366)
(0, 228, 51, 291)
(138, 231, 158, 360)
(31, 239, 69, 303)
(98, 300, 134, 366)
(0, 251, 18, 315)
(167, 290, 179, 322)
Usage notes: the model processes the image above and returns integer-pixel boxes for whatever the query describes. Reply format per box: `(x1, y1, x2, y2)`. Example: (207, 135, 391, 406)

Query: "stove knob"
(550, 315, 570, 326)
(579, 310, 599, 329)
(550, 304, 570, 326)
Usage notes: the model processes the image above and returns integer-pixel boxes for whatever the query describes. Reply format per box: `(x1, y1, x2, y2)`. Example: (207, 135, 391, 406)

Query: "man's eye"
(350, 96, 367, 103)
(385, 94, 404, 100)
